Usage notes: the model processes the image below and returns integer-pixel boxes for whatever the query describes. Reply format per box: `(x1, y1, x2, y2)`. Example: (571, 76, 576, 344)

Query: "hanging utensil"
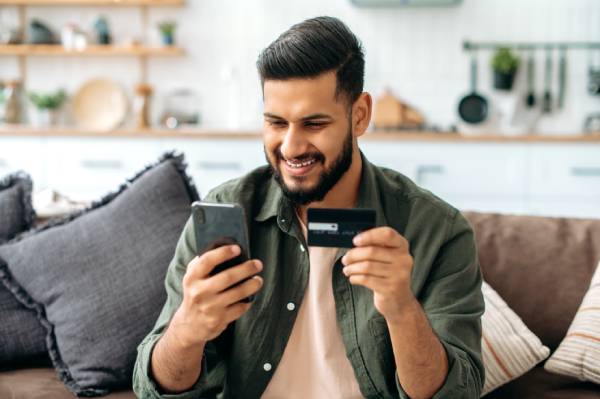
(542, 47, 553, 113)
(587, 50, 600, 96)
(525, 51, 536, 108)
(458, 51, 488, 124)
(557, 47, 567, 109)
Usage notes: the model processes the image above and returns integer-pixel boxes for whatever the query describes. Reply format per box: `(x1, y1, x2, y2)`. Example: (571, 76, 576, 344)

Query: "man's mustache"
(275, 149, 325, 163)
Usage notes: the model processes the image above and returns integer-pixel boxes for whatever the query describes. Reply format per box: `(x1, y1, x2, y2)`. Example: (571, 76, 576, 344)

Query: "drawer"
(45, 138, 163, 200)
(160, 138, 265, 197)
(525, 199, 600, 219)
(529, 144, 600, 199)
(360, 141, 415, 179)
(361, 141, 528, 199)
(0, 137, 47, 190)
(450, 196, 529, 215)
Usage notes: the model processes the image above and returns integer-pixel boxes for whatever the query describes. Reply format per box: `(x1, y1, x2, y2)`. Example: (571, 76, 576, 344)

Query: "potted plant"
(28, 89, 66, 126)
(157, 20, 177, 46)
(491, 47, 520, 90)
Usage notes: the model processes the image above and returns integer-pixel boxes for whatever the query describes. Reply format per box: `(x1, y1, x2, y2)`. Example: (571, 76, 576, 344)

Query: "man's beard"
(265, 126, 354, 206)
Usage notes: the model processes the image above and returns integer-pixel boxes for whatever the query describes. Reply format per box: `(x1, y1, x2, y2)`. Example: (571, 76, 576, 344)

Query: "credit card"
(307, 208, 376, 248)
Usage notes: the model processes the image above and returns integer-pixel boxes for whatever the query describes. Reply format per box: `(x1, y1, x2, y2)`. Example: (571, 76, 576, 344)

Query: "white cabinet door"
(452, 197, 530, 215)
(0, 136, 47, 190)
(529, 143, 600, 199)
(45, 137, 163, 200)
(360, 141, 416, 179)
(525, 199, 600, 219)
(361, 140, 528, 208)
(159, 138, 265, 197)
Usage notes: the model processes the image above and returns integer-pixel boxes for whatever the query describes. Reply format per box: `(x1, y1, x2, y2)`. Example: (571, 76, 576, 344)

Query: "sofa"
(1, 210, 599, 398)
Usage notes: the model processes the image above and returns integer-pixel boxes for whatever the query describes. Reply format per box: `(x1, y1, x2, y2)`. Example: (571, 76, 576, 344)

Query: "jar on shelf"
(160, 88, 201, 129)
(2, 80, 23, 124)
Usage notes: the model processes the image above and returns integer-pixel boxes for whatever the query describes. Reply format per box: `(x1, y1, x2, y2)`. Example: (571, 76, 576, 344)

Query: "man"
(133, 16, 484, 399)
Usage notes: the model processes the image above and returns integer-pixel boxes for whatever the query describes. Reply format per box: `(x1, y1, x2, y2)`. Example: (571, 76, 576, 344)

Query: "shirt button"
(281, 219, 286, 223)
(263, 363, 272, 371)
(299, 244, 305, 252)
(286, 302, 296, 311)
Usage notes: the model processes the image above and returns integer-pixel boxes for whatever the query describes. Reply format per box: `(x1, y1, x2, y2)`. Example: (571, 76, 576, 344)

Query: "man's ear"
(352, 92, 372, 138)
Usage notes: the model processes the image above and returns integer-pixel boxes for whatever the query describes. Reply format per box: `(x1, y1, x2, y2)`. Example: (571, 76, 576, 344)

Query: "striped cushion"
(481, 281, 550, 396)
(544, 260, 600, 383)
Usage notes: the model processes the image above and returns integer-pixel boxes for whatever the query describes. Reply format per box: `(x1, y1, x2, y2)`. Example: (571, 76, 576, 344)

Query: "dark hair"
(256, 16, 365, 107)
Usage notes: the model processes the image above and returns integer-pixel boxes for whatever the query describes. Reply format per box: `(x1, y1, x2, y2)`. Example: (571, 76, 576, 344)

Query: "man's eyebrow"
(263, 112, 334, 121)
(301, 113, 334, 121)
(263, 112, 285, 120)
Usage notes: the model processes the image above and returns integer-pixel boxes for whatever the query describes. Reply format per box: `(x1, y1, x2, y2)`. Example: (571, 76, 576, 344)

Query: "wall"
(1, 0, 599, 134)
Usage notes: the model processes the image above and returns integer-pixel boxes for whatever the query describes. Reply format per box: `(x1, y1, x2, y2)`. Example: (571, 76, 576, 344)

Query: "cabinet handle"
(416, 164, 445, 184)
(80, 159, 124, 170)
(196, 161, 241, 171)
(570, 167, 600, 177)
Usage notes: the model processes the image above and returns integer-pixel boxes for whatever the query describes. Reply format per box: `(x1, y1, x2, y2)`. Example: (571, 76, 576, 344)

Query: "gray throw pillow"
(0, 171, 36, 242)
(0, 171, 47, 367)
(0, 152, 199, 396)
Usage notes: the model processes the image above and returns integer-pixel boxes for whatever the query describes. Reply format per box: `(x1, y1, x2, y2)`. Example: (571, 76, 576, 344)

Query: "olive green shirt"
(133, 154, 485, 398)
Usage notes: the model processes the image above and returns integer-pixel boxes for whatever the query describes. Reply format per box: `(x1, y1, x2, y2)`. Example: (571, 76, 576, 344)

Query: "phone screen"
(191, 201, 254, 302)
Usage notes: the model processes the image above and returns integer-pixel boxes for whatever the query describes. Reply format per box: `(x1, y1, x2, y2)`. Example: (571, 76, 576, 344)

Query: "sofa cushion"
(0, 152, 199, 396)
(0, 368, 136, 399)
(463, 211, 600, 351)
(545, 260, 600, 384)
(481, 281, 549, 396)
(0, 171, 47, 367)
(0, 171, 35, 242)
(482, 366, 600, 399)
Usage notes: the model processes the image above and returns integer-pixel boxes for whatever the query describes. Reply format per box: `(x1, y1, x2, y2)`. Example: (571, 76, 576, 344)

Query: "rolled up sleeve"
(396, 210, 485, 398)
(132, 213, 226, 398)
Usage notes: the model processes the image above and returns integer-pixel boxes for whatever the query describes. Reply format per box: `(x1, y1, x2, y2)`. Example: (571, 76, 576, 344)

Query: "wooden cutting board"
(373, 88, 425, 130)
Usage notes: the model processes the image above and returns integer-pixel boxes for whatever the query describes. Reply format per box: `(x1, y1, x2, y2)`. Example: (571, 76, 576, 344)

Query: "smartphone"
(191, 201, 255, 302)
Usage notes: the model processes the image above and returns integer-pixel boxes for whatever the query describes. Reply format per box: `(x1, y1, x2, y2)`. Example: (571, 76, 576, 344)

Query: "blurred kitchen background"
(0, 0, 599, 219)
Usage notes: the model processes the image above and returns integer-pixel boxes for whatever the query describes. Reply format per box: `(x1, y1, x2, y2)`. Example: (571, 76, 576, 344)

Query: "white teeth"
(286, 159, 316, 168)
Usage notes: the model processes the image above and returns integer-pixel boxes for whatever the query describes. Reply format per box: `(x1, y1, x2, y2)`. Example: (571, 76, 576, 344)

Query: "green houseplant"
(491, 47, 520, 90)
(28, 89, 66, 126)
(157, 20, 177, 46)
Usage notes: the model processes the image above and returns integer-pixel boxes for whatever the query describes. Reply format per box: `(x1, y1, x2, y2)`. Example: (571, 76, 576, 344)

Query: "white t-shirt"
(261, 215, 363, 399)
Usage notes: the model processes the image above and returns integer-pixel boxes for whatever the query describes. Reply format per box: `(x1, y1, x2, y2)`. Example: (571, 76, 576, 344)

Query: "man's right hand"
(170, 244, 263, 346)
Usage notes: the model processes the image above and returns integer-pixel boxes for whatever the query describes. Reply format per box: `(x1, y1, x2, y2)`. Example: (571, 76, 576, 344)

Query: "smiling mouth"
(285, 158, 317, 169)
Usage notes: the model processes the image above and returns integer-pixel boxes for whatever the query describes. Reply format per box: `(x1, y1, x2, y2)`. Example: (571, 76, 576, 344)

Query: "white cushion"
(544, 260, 600, 384)
(481, 281, 550, 396)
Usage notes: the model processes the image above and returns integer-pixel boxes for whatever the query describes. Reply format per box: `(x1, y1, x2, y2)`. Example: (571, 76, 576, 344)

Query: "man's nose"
(280, 124, 308, 160)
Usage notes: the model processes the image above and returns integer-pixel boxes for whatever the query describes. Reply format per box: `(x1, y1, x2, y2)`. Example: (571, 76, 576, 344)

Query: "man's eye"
(268, 121, 287, 128)
(305, 122, 327, 129)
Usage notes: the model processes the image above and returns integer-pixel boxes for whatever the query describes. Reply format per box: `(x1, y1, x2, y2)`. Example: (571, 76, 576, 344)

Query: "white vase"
(35, 108, 59, 127)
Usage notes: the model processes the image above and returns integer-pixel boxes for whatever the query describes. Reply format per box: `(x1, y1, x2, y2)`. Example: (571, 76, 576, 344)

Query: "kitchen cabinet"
(0, 133, 598, 218)
(44, 137, 163, 199)
(528, 144, 600, 199)
(157, 138, 265, 197)
(0, 136, 46, 184)
(360, 141, 528, 198)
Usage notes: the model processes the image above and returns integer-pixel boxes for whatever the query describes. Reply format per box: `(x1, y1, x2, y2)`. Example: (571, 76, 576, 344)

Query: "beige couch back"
(463, 211, 600, 351)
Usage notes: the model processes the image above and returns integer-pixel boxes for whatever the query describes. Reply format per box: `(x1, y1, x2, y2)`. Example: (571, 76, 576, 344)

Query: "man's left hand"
(341, 226, 415, 323)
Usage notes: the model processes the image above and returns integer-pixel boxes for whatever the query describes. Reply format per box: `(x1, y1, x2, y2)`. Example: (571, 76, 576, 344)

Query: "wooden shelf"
(0, 44, 184, 56)
(1, 125, 600, 142)
(0, 0, 183, 5)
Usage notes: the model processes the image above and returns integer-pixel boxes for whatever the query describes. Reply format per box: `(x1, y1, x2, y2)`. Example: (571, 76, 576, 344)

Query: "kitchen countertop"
(1, 125, 600, 142)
